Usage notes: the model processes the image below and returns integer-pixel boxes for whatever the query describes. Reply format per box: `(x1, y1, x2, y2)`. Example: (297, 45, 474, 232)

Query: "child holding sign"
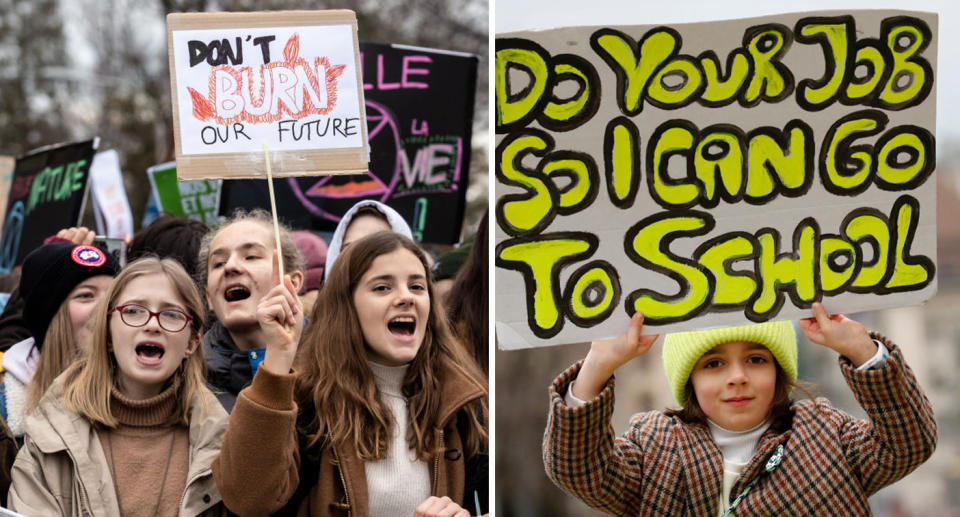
(543, 305, 936, 515)
(9, 257, 228, 515)
(213, 231, 488, 516)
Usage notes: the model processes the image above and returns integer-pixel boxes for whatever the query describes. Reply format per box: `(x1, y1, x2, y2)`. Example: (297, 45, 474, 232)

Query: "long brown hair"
(61, 257, 208, 427)
(25, 304, 76, 412)
(296, 231, 488, 461)
(445, 212, 488, 374)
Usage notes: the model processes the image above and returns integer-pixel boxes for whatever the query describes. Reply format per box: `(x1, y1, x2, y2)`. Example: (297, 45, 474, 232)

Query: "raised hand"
(798, 302, 876, 367)
(414, 496, 472, 517)
(574, 312, 659, 401)
(258, 251, 304, 375)
(56, 226, 96, 245)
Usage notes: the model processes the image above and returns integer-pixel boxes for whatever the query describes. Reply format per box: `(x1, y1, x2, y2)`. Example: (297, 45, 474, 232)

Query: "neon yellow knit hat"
(662, 320, 797, 405)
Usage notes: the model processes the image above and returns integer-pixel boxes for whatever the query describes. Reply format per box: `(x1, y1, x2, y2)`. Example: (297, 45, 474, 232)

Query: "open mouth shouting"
(135, 341, 166, 366)
(224, 284, 251, 303)
(387, 315, 417, 341)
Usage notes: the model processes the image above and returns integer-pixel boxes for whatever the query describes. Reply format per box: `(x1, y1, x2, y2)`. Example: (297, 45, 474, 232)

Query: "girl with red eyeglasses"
(9, 257, 230, 516)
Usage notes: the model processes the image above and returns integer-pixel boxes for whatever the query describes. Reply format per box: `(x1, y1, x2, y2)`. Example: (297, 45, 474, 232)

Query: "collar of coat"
(24, 372, 229, 513)
(325, 356, 486, 517)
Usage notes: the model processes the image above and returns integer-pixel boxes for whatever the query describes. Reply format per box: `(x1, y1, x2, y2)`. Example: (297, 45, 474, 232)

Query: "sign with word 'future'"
(495, 10, 938, 349)
(0, 140, 97, 272)
(219, 42, 478, 244)
(167, 10, 369, 180)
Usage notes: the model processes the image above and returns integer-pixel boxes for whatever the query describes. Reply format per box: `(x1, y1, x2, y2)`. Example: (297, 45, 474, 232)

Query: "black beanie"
(19, 242, 121, 347)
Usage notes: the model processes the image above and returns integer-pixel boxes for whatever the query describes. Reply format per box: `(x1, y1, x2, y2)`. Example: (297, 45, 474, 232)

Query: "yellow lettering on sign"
(495, 46, 549, 128)
(497, 234, 595, 337)
(625, 213, 712, 322)
(752, 221, 817, 317)
(591, 28, 678, 114)
(496, 133, 555, 235)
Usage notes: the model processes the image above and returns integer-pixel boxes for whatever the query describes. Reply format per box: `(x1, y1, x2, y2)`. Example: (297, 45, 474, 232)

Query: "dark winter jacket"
(203, 321, 256, 413)
(0, 288, 30, 352)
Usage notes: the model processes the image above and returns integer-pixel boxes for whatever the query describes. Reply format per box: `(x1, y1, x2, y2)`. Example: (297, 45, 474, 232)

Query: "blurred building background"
(495, 153, 960, 515)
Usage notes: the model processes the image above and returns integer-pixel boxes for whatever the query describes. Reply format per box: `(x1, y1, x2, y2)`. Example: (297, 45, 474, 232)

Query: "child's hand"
(798, 302, 876, 367)
(574, 312, 659, 400)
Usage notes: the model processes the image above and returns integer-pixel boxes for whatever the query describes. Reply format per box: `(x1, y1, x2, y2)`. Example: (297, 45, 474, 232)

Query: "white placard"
(171, 24, 363, 156)
(495, 10, 938, 349)
(89, 150, 133, 239)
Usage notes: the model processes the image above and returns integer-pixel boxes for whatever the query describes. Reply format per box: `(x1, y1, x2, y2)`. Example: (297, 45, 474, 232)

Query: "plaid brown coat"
(543, 337, 937, 516)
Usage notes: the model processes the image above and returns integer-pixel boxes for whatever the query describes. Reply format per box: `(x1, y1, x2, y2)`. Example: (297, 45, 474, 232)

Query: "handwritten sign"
(219, 42, 478, 244)
(0, 140, 97, 272)
(147, 162, 222, 226)
(495, 10, 938, 349)
(167, 10, 369, 180)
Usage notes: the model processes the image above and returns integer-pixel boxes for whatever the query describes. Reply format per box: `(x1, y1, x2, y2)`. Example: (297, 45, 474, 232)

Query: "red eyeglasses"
(111, 304, 193, 332)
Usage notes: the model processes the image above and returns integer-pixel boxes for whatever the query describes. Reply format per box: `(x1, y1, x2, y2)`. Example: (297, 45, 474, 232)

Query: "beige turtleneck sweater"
(366, 361, 431, 517)
(97, 376, 190, 517)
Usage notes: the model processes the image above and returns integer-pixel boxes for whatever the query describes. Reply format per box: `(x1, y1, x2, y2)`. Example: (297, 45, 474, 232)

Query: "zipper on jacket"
(66, 448, 94, 515)
(334, 449, 352, 516)
(432, 429, 444, 493)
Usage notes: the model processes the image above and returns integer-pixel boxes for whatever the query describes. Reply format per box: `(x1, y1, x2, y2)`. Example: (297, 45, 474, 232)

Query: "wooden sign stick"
(264, 141, 285, 284)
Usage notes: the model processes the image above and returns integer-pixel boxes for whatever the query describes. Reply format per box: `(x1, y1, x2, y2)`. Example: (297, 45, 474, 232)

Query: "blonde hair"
(25, 304, 78, 412)
(61, 257, 208, 427)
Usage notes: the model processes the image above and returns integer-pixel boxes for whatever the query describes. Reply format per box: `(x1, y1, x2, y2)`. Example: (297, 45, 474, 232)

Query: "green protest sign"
(495, 10, 938, 349)
(147, 162, 222, 225)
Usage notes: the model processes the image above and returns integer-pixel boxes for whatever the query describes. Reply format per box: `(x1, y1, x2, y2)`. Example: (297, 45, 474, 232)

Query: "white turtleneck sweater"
(707, 418, 771, 515)
(565, 385, 769, 515)
(366, 361, 431, 517)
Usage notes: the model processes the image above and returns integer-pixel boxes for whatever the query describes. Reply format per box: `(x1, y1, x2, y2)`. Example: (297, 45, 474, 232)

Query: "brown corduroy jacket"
(213, 361, 487, 517)
(543, 336, 937, 516)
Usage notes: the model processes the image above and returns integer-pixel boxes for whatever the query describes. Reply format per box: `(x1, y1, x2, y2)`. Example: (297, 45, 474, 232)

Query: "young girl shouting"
(214, 231, 488, 516)
(9, 257, 230, 516)
(543, 304, 936, 516)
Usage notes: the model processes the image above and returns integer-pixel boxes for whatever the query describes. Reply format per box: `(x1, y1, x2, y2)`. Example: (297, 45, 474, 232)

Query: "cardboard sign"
(147, 162, 222, 226)
(167, 10, 369, 180)
(0, 140, 97, 272)
(219, 42, 478, 244)
(89, 150, 134, 239)
(495, 10, 938, 349)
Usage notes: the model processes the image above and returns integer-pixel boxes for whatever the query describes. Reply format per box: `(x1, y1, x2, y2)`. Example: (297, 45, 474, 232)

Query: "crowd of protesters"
(0, 201, 489, 516)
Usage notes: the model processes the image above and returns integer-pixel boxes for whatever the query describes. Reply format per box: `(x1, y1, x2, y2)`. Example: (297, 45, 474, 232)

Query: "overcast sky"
(495, 0, 960, 145)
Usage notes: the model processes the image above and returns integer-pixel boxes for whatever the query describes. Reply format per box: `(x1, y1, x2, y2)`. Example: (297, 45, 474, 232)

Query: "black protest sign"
(219, 42, 478, 244)
(0, 140, 97, 271)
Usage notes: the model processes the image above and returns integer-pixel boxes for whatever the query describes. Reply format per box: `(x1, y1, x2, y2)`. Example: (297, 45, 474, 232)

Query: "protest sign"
(167, 10, 369, 180)
(0, 156, 14, 229)
(495, 10, 938, 349)
(0, 140, 97, 272)
(219, 42, 478, 244)
(147, 161, 222, 226)
(89, 150, 134, 239)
